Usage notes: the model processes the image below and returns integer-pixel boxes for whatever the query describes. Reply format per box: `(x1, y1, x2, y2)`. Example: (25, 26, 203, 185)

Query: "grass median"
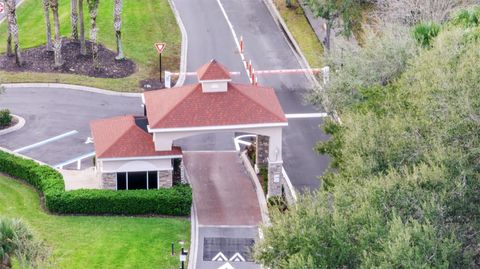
(0, 175, 190, 268)
(272, 0, 324, 68)
(0, 0, 181, 92)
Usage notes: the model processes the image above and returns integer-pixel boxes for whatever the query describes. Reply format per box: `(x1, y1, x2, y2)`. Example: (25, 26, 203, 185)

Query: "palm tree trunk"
(6, 0, 22, 66)
(6, 20, 12, 56)
(114, 0, 124, 60)
(79, 0, 86, 55)
(88, 0, 99, 68)
(42, 0, 53, 51)
(113, 0, 124, 60)
(71, 0, 79, 40)
(50, 0, 64, 67)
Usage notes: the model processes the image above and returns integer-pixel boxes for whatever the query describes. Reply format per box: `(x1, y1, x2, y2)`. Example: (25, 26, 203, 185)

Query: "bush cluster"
(0, 151, 192, 216)
(0, 109, 12, 127)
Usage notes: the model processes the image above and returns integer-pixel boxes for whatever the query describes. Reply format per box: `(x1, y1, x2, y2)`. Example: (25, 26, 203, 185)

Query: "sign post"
(154, 42, 166, 83)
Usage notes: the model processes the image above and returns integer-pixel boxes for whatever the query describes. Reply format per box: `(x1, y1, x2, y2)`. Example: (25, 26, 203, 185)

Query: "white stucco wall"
(98, 158, 173, 173)
(152, 125, 284, 162)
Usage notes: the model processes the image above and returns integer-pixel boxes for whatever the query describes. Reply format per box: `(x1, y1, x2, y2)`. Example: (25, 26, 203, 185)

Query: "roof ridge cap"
(230, 83, 287, 122)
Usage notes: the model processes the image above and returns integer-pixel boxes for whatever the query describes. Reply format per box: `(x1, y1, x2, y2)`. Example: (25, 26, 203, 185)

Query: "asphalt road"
(173, 0, 329, 191)
(0, 87, 142, 166)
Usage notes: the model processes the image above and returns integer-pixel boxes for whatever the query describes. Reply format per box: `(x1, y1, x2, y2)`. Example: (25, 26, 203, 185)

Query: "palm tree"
(50, 0, 64, 67)
(0, 218, 49, 269)
(6, 17, 12, 56)
(87, 0, 100, 68)
(78, 0, 87, 55)
(5, 0, 22, 66)
(42, 0, 53, 51)
(71, 0, 79, 40)
(113, 0, 124, 60)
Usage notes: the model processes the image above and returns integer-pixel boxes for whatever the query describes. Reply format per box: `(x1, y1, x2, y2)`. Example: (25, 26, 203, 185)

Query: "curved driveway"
(0, 86, 142, 166)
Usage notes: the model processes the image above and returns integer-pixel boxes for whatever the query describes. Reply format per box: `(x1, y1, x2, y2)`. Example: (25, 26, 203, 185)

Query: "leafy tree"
(0, 218, 49, 269)
(303, 0, 363, 51)
(310, 24, 418, 112)
(255, 22, 480, 268)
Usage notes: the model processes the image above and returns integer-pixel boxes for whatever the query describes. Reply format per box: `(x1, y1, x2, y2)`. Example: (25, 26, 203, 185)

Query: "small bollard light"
(179, 247, 188, 269)
(171, 242, 175, 256)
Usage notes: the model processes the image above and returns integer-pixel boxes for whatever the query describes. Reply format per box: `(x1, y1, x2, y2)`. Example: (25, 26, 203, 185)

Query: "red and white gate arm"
(164, 71, 242, 88)
(253, 66, 330, 85)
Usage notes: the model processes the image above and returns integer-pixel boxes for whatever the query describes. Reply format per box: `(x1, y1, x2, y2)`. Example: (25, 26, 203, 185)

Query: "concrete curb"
(261, 0, 318, 88)
(0, 146, 48, 166)
(0, 0, 26, 25)
(261, 0, 342, 123)
(187, 203, 198, 269)
(169, 0, 188, 87)
(240, 151, 271, 226)
(0, 114, 25, 136)
(1, 83, 142, 97)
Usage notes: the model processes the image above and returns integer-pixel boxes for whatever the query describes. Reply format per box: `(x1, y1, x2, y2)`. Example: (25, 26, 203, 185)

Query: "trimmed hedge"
(0, 150, 192, 216)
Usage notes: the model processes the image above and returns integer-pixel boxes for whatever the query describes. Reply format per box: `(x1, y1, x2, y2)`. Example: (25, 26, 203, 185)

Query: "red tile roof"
(196, 59, 231, 81)
(144, 83, 287, 129)
(90, 115, 181, 159)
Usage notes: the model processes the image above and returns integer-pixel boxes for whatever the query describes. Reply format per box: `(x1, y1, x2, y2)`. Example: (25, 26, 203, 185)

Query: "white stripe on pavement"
(13, 130, 78, 153)
(285, 113, 328, 119)
(54, 151, 96, 169)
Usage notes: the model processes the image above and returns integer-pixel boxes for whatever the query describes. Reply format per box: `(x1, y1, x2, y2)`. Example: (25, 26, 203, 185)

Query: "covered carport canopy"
(143, 60, 289, 196)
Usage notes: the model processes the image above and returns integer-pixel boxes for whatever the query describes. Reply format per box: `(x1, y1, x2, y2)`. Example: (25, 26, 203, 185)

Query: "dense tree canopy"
(255, 8, 480, 268)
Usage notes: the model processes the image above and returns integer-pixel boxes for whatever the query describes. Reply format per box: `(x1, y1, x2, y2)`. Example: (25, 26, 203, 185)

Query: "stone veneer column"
(256, 135, 269, 168)
(102, 173, 116, 190)
(158, 170, 173, 188)
(267, 162, 283, 197)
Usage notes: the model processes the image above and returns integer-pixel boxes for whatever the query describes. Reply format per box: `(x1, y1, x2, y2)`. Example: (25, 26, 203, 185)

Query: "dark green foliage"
(413, 21, 441, 47)
(0, 151, 192, 216)
(450, 7, 480, 27)
(255, 23, 480, 268)
(0, 109, 12, 127)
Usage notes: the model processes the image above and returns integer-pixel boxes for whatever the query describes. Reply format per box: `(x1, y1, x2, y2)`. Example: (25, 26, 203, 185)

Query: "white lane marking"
(13, 130, 78, 153)
(285, 113, 328, 119)
(212, 252, 228, 262)
(216, 0, 252, 83)
(229, 252, 246, 262)
(54, 151, 96, 169)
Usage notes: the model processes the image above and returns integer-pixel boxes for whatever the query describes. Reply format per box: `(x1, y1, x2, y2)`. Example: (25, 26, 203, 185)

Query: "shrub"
(0, 109, 12, 127)
(0, 150, 192, 216)
(413, 22, 441, 47)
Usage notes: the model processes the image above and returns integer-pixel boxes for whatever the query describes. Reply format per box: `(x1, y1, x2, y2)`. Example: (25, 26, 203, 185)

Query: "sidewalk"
(184, 151, 261, 269)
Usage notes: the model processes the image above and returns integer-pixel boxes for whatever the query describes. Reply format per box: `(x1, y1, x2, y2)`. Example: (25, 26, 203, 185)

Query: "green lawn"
(0, 175, 190, 268)
(273, 0, 324, 68)
(0, 0, 181, 92)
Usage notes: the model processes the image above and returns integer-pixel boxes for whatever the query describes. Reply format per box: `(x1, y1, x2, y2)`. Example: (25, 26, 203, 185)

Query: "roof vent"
(196, 59, 232, 93)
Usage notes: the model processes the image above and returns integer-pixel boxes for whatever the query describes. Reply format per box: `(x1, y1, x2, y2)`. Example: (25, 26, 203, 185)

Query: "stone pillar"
(102, 173, 116, 190)
(158, 170, 173, 188)
(256, 135, 269, 168)
(267, 162, 283, 197)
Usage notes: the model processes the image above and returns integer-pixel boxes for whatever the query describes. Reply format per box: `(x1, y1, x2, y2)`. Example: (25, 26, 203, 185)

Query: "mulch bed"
(0, 39, 136, 78)
(0, 116, 18, 131)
